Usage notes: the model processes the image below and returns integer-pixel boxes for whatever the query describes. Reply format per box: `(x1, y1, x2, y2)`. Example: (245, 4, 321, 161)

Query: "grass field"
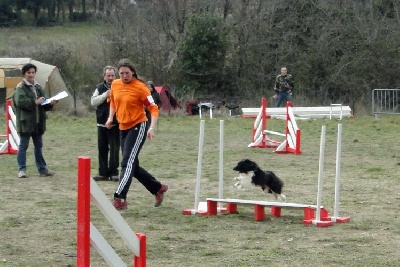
(0, 111, 399, 267)
(0, 22, 107, 65)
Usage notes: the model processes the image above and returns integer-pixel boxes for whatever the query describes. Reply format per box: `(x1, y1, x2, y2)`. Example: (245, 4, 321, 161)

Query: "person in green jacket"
(13, 63, 58, 178)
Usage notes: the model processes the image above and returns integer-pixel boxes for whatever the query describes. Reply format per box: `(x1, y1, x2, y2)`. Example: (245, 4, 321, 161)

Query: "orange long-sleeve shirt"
(110, 79, 159, 130)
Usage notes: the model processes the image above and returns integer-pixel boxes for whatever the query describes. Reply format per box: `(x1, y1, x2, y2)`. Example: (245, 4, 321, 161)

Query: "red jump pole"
(77, 157, 91, 267)
(133, 233, 147, 267)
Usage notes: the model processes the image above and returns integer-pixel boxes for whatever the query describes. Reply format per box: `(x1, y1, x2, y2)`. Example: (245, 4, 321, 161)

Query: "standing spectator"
(106, 59, 168, 210)
(145, 80, 163, 125)
(13, 63, 58, 178)
(91, 66, 120, 182)
(146, 81, 163, 109)
(273, 67, 294, 107)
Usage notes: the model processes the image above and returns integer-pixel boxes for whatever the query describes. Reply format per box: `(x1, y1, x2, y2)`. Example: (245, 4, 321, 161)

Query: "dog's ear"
(233, 159, 245, 171)
(247, 159, 258, 169)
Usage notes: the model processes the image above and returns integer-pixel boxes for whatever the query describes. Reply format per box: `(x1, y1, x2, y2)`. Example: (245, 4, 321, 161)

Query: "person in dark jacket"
(273, 67, 294, 107)
(145, 81, 163, 125)
(146, 81, 163, 109)
(13, 63, 58, 178)
(91, 66, 120, 182)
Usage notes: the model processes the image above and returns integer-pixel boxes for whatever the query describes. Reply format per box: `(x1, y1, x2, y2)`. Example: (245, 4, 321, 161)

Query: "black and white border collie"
(233, 159, 286, 202)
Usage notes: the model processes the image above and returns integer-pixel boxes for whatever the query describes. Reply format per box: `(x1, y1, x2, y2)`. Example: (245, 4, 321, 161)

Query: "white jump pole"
(333, 124, 342, 218)
(194, 120, 205, 211)
(330, 124, 350, 223)
(315, 125, 326, 221)
(199, 105, 202, 120)
(309, 125, 333, 227)
(308, 125, 332, 226)
(218, 120, 224, 210)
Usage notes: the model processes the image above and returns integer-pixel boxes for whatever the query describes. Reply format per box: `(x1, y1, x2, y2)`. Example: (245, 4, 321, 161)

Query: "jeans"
(275, 91, 293, 107)
(17, 133, 48, 173)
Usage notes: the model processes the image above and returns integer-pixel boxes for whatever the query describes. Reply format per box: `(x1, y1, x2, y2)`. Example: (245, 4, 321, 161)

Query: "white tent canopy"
(0, 58, 74, 111)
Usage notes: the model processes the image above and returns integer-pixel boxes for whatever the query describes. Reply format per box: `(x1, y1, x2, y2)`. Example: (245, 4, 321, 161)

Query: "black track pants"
(114, 121, 162, 200)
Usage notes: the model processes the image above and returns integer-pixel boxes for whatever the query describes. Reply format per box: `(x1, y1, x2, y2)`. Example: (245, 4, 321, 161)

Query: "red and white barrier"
(248, 98, 301, 155)
(77, 157, 146, 267)
(247, 98, 277, 148)
(0, 100, 19, 155)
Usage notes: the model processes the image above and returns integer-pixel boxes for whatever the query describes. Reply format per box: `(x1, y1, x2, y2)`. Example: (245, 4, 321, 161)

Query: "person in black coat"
(91, 66, 120, 182)
(145, 81, 163, 125)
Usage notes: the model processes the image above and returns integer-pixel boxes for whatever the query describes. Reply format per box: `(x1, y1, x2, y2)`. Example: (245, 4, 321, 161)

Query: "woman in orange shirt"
(106, 59, 168, 210)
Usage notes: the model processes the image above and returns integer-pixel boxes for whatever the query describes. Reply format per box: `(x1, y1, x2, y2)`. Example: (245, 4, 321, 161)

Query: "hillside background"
(1, 0, 399, 114)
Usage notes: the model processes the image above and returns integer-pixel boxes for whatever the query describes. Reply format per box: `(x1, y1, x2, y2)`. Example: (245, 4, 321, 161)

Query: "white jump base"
(207, 198, 321, 209)
(242, 106, 353, 119)
(183, 201, 227, 215)
(205, 198, 331, 226)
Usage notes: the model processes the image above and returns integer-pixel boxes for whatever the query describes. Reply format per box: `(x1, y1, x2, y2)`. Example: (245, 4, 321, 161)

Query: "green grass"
(0, 112, 399, 266)
(0, 21, 108, 61)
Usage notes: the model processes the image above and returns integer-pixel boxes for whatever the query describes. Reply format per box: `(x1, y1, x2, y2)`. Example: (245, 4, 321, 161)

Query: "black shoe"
(110, 175, 120, 182)
(39, 170, 55, 177)
(93, 175, 109, 181)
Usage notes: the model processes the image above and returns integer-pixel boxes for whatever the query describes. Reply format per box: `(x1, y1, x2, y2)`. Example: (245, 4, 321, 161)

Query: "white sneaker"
(18, 170, 27, 178)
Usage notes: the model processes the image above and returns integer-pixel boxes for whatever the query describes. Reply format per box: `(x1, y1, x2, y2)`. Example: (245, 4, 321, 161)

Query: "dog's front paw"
(234, 181, 243, 189)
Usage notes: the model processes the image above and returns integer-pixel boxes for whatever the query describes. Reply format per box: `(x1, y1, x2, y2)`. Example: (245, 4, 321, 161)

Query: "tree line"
(2, 0, 400, 113)
(0, 0, 120, 25)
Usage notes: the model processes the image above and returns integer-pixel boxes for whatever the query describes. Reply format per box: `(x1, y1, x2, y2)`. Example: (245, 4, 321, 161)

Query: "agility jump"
(248, 98, 301, 155)
(182, 119, 323, 225)
(183, 118, 323, 224)
(206, 124, 350, 227)
(0, 100, 19, 155)
(77, 157, 146, 267)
